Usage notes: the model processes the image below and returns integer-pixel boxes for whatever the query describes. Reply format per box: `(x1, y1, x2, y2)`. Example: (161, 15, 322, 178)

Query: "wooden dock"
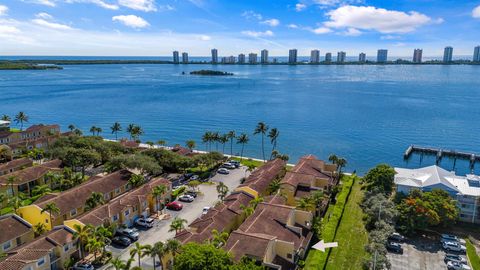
(404, 145, 480, 166)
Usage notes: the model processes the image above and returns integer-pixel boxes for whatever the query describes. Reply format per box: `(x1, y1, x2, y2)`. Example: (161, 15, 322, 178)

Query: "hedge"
(304, 175, 356, 270)
(466, 239, 480, 270)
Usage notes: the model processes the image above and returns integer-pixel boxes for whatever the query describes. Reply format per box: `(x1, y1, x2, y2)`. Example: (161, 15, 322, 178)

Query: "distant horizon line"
(0, 54, 475, 58)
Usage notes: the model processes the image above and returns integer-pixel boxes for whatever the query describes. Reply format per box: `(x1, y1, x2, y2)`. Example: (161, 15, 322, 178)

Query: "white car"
(443, 241, 466, 253)
(178, 194, 195, 202)
(135, 217, 154, 228)
(217, 168, 230, 174)
(222, 162, 236, 169)
(202, 206, 211, 215)
(447, 261, 471, 270)
(442, 234, 466, 244)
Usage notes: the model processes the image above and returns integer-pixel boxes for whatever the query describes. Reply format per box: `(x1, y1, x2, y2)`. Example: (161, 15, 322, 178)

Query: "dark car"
(111, 236, 131, 248)
(229, 160, 241, 168)
(388, 232, 405, 242)
(445, 254, 467, 264)
(73, 263, 94, 270)
(186, 191, 198, 198)
(166, 201, 183, 211)
(386, 242, 403, 254)
(116, 228, 139, 241)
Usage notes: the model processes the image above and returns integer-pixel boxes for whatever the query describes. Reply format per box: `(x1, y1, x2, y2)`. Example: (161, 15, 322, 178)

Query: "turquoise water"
(1, 63, 479, 174)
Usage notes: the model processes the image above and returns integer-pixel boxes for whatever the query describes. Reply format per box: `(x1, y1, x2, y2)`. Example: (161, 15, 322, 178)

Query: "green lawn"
(231, 157, 265, 168)
(324, 179, 369, 270)
(466, 239, 480, 270)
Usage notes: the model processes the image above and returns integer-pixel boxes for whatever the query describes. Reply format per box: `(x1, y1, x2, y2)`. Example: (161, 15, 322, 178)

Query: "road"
(104, 166, 248, 269)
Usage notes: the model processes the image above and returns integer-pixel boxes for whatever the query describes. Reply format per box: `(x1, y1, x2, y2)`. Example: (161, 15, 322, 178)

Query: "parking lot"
(388, 234, 465, 270)
(104, 165, 249, 269)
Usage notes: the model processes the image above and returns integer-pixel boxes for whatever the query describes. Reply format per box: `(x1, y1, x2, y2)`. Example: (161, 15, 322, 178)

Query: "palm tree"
(110, 257, 130, 270)
(131, 125, 144, 141)
(157, 140, 166, 147)
(68, 124, 76, 131)
(96, 127, 102, 136)
(226, 130, 236, 156)
(219, 134, 228, 154)
(151, 241, 167, 270)
(73, 224, 93, 259)
(236, 133, 249, 161)
(249, 196, 264, 209)
(212, 131, 220, 151)
(41, 202, 60, 229)
(253, 122, 269, 162)
(336, 158, 347, 173)
(211, 229, 229, 248)
(33, 222, 47, 237)
(86, 238, 102, 261)
(240, 204, 254, 217)
(129, 174, 145, 188)
(169, 217, 188, 234)
(14, 112, 29, 131)
(8, 196, 22, 213)
(216, 182, 229, 201)
(268, 128, 280, 159)
(1, 114, 11, 121)
(267, 179, 281, 195)
(85, 192, 105, 210)
(297, 197, 314, 211)
(152, 185, 167, 213)
(186, 140, 196, 150)
(130, 242, 148, 268)
(202, 131, 212, 151)
(111, 122, 122, 140)
(165, 239, 181, 266)
(32, 184, 51, 197)
(127, 124, 135, 140)
(90, 126, 98, 136)
(94, 226, 112, 255)
(6, 175, 16, 197)
(328, 154, 339, 165)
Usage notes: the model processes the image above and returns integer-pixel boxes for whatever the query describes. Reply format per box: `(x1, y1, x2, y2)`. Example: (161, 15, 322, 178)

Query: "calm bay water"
(1, 63, 479, 174)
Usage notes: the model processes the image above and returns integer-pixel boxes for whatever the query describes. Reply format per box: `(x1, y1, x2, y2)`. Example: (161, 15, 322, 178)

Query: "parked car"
(217, 168, 230, 174)
(166, 201, 183, 210)
(73, 262, 95, 270)
(447, 261, 471, 270)
(135, 217, 155, 228)
(178, 194, 195, 202)
(229, 160, 240, 168)
(222, 162, 236, 169)
(202, 206, 211, 215)
(386, 241, 403, 254)
(189, 175, 200, 181)
(442, 234, 466, 244)
(186, 191, 198, 198)
(445, 254, 468, 264)
(388, 232, 405, 242)
(116, 228, 139, 241)
(111, 236, 132, 248)
(442, 241, 466, 253)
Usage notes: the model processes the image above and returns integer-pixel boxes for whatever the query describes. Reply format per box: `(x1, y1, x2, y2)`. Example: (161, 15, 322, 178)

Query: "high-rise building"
(228, 56, 236, 64)
(310, 50, 320, 64)
(377, 49, 388, 63)
(211, 48, 218, 64)
(248, 53, 257, 64)
(288, 49, 297, 64)
(337, 51, 346, 63)
(443, 46, 453, 63)
(358, 53, 366, 63)
(473, 46, 480, 62)
(182, 52, 188, 64)
(173, 51, 179, 64)
(413, 49, 423, 63)
(261, 49, 269, 64)
(325, 53, 332, 63)
(238, 54, 246, 64)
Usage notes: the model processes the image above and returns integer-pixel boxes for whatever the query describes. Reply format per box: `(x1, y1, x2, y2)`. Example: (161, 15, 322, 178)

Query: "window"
(124, 210, 130, 216)
(113, 214, 119, 221)
(3, 241, 12, 251)
(24, 266, 33, 270)
(115, 188, 120, 194)
(64, 244, 69, 252)
(133, 206, 137, 212)
(37, 257, 45, 266)
(287, 253, 292, 259)
(70, 208, 77, 217)
(104, 194, 110, 201)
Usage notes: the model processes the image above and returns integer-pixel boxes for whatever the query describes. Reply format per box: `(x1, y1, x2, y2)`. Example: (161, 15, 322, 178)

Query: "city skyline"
(0, 0, 479, 56)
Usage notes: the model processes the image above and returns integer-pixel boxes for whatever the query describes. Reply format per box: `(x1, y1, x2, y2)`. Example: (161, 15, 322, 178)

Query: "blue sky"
(0, 0, 479, 56)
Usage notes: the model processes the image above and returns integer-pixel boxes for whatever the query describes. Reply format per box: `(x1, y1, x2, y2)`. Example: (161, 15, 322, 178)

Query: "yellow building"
(0, 214, 35, 253)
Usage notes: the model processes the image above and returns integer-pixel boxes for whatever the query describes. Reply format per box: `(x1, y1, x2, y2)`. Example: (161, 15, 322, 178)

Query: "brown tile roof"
(225, 230, 274, 261)
(238, 158, 286, 194)
(281, 155, 335, 188)
(35, 169, 133, 216)
(0, 160, 62, 185)
(0, 226, 74, 270)
(0, 214, 32, 244)
(77, 177, 170, 227)
(0, 158, 33, 173)
(171, 146, 192, 156)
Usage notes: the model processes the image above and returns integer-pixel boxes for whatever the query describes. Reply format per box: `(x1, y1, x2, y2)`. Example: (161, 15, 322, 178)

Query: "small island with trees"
(0, 61, 63, 70)
(189, 70, 234, 76)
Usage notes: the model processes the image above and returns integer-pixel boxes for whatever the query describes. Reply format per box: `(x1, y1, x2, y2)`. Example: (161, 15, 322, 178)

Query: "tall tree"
(127, 124, 135, 140)
(68, 124, 76, 131)
(226, 130, 236, 156)
(268, 128, 279, 159)
(152, 185, 167, 213)
(33, 222, 47, 237)
(1, 114, 11, 122)
(210, 229, 229, 248)
(85, 192, 105, 210)
(7, 196, 22, 213)
(173, 242, 232, 270)
(90, 126, 98, 136)
(129, 174, 145, 188)
(130, 242, 148, 268)
(14, 112, 29, 131)
(253, 122, 269, 162)
(152, 241, 167, 270)
(111, 122, 122, 140)
(165, 239, 181, 266)
(202, 131, 212, 151)
(216, 182, 229, 201)
(95, 127, 102, 136)
(328, 154, 339, 164)
(169, 217, 188, 234)
(32, 184, 52, 197)
(131, 125, 144, 141)
(336, 158, 347, 173)
(41, 202, 60, 229)
(186, 140, 196, 150)
(236, 133, 249, 161)
(219, 134, 228, 154)
(212, 132, 220, 151)
(363, 164, 396, 194)
(6, 175, 16, 197)
(73, 224, 93, 259)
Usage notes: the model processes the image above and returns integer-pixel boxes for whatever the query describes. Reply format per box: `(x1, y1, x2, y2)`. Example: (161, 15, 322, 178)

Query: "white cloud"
(343, 27, 361, 36)
(287, 24, 299, 29)
(36, 12, 53, 19)
(324, 5, 435, 34)
(198, 34, 210, 41)
(24, 0, 57, 7)
(473, 5, 480, 18)
(241, 30, 274, 38)
(118, 0, 156, 12)
(112, 15, 150, 28)
(380, 35, 401, 40)
(65, 0, 119, 10)
(0, 5, 8, 16)
(313, 0, 341, 6)
(311, 27, 332, 34)
(241, 10, 262, 20)
(0, 25, 20, 34)
(32, 18, 73, 30)
(157, 4, 175, 12)
(261, 18, 280, 27)
(295, 3, 307, 11)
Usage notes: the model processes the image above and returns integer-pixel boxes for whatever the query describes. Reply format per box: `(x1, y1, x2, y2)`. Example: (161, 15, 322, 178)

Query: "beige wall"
(273, 240, 295, 263)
